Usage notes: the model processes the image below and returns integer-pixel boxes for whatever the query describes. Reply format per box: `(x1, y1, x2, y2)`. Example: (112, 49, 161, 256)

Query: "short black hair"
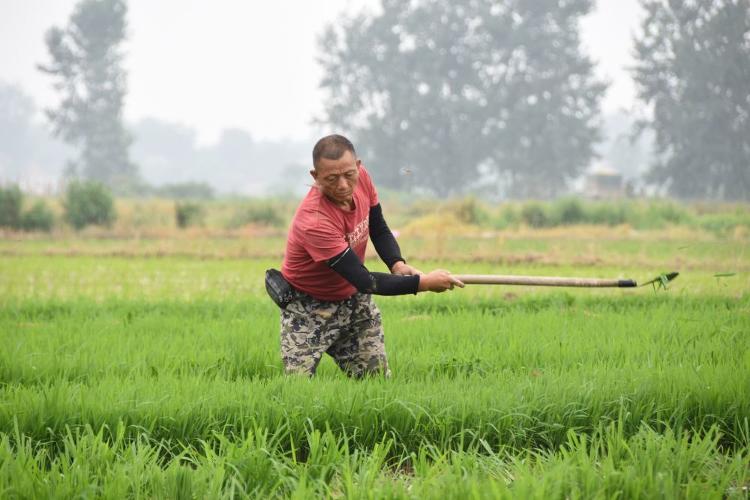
(312, 134, 356, 168)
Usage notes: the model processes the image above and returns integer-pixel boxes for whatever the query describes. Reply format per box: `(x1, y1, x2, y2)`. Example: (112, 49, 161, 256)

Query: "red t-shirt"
(281, 165, 378, 301)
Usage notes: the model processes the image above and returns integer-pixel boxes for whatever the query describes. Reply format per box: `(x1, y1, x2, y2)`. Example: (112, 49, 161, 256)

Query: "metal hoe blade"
(637, 272, 680, 288)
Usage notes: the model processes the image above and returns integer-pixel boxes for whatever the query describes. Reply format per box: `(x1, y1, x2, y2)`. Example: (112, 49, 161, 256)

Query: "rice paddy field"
(1, 224, 749, 498)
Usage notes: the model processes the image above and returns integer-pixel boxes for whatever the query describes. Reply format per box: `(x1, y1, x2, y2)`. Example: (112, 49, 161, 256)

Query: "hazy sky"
(0, 0, 643, 145)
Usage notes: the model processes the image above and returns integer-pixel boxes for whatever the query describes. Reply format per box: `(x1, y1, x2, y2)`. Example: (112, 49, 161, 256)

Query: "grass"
(2, 421, 748, 498)
(1, 232, 749, 498)
(0, 227, 746, 274)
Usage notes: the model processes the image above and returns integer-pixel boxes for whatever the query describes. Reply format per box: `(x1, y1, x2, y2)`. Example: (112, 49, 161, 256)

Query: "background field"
(1, 208, 749, 498)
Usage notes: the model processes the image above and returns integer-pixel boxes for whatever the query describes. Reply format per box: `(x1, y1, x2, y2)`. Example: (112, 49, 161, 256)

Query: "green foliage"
(633, 0, 750, 200)
(552, 197, 586, 225)
(0, 187, 55, 232)
(39, 0, 139, 193)
(227, 202, 285, 228)
(587, 203, 628, 226)
(0, 184, 23, 229)
(32, 191, 750, 235)
(175, 201, 205, 228)
(521, 203, 550, 228)
(479, 198, 746, 232)
(20, 201, 54, 232)
(490, 205, 520, 229)
(448, 197, 488, 225)
(63, 181, 116, 230)
(318, 0, 605, 197)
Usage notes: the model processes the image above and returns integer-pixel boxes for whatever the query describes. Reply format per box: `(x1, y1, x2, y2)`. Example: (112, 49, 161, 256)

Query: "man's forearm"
(369, 203, 404, 269)
(328, 247, 419, 295)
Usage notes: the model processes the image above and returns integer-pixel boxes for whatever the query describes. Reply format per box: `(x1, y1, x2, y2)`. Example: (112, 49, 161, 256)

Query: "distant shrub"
(492, 205, 520, 229)
(20, 201, 55, 232)
(520, 203, 549, 228)
(0, 184, 23, 229)
(553, 198, 586, 225)
(449, 197, 488, 225)
(228, 202, 285, 228)
(587, 203, 628, 226)
(64, 181, 116, 230)
(175, 202, 205, 228)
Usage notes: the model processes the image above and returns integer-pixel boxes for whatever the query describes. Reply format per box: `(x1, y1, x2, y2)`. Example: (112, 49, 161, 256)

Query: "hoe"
(453, 271, 679, 289)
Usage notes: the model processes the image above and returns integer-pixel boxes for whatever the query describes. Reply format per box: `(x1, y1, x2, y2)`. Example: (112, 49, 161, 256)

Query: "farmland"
(1, 213, 749, 497)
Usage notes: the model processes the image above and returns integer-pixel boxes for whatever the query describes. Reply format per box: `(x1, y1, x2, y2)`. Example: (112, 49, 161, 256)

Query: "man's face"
(311, 150, 361, 206)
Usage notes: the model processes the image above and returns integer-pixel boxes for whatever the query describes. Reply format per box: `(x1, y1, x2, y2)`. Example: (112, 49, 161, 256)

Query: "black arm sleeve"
(328, 247, 419, 296)
(369, 203, 404, 270)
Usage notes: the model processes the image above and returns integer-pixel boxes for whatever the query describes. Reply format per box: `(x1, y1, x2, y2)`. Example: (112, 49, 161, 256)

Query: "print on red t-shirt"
(281, 165, 379, 301)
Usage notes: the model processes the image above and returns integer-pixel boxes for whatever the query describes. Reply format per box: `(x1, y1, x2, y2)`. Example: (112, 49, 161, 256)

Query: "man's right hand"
(417, 270, 465, 293)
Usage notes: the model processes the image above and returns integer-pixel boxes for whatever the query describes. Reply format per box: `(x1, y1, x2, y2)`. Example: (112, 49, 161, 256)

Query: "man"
(278, 134, 464, 378)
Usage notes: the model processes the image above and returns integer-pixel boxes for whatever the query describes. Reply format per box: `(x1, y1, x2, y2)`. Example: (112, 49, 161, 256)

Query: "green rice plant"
(1, 421, 747, 498)
(1, 292, 747, 454)
(0, 239, 748, 496)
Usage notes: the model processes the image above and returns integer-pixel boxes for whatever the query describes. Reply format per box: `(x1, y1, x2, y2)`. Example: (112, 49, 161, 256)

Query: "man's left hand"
(390, 261, 423, 276)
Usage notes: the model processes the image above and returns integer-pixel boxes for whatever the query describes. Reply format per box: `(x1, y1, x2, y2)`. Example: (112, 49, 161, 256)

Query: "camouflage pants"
(280, 291, 390, 378)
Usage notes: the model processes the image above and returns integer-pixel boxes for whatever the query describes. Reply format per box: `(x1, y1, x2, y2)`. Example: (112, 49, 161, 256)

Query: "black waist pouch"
(265, 268, 295, 308)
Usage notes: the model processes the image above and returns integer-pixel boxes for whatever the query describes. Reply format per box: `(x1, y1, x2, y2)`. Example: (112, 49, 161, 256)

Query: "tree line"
(34, 0, 750, 200)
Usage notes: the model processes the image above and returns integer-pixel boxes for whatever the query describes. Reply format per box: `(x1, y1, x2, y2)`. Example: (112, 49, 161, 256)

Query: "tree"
(0, 83, 71, 187)
(0, 185, 23, 229)
(38, 0, 139, 194)
(130, 118, 309, 195)
(317, 0, 605, 197)
(0, 84, 36, 180)
(633, 0, 750, 200)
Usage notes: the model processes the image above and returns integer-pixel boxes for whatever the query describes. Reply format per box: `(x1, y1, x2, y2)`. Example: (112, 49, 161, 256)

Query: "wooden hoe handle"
(453, 274, 637, 288)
